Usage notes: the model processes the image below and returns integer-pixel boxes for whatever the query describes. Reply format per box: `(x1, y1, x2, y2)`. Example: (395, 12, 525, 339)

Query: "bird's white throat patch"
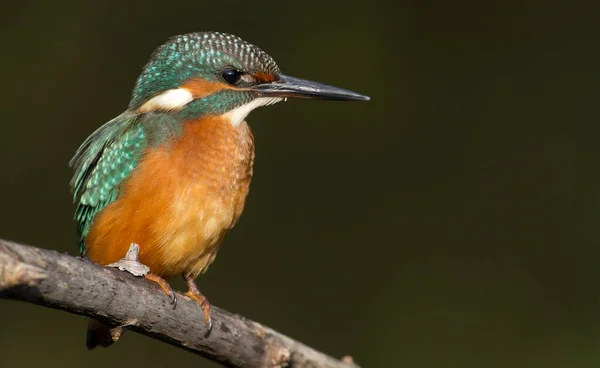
(138, 88, 194, 113)
(224, 97, 283, 126)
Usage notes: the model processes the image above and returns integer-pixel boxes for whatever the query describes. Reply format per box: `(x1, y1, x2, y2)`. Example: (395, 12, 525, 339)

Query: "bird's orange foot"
(106, 243, 176, 308)
(145, 273, 177, 308)
(184, 277, 213, 334)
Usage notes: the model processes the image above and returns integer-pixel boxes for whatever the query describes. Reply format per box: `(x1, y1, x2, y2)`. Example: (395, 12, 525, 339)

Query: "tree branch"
(0, 239, 359, 368)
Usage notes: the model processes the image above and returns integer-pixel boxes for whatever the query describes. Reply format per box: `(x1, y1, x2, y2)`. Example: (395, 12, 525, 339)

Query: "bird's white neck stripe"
(138, 88, 193, 113)
(224, 97, 283, 126)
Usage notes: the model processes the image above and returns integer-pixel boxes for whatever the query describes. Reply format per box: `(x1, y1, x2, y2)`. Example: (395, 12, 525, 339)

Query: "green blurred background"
(0, 0, 592, 367)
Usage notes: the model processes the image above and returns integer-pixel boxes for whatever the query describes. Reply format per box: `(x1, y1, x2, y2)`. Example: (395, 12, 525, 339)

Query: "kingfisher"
(70, 31, 369, 349)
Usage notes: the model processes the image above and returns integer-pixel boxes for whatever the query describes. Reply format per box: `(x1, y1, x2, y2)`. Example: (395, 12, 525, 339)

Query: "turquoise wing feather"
(70, 113, 147, 255)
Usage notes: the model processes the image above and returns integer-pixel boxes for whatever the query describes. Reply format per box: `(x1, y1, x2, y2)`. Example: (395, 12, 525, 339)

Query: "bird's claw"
(170, 292, 177, 309)
(144, 273, 178, 308)
(206, 315, 213, 334)
(184, 290, 213, 335)
(202, 301, 213, 334)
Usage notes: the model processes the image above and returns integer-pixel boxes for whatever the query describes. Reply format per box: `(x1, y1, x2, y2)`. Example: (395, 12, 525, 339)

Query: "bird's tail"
(86, 319, 115, 349)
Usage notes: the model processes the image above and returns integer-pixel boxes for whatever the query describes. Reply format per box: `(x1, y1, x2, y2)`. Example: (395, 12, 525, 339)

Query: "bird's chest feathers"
(89, 116, 255, 274)
(162, 116, 254, 235)
(154, 116, 254, 243)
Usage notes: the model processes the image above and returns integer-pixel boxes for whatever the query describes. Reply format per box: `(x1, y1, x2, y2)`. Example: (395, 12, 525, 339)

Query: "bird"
(70, 31, 369, 349)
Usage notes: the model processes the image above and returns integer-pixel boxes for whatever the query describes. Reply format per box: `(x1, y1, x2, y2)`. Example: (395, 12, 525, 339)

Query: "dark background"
(0, 1, 592, 367)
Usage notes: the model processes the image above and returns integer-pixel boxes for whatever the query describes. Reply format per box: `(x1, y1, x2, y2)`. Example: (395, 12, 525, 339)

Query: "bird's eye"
(221, 69, 241, 85)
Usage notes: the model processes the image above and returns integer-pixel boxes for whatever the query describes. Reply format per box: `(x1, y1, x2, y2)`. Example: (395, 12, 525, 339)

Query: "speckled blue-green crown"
(129, 32, 281, 109)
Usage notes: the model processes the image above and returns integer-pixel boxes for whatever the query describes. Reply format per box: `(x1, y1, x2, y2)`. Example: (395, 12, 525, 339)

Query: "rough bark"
(0, 239, 359, 368)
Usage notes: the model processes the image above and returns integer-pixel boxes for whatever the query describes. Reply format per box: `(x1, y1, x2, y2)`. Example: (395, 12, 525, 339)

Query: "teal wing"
(70, 113, 147, 255)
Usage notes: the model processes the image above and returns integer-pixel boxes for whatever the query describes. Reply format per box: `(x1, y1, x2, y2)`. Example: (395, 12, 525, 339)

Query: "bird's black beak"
(251, 74, 370, 101)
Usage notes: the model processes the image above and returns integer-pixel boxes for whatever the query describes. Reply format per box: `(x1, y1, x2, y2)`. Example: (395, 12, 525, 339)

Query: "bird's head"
(129, 32, 369, 125)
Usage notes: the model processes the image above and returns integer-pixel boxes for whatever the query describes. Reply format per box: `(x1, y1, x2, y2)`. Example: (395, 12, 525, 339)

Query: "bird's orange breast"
(85, 116, 254, 279)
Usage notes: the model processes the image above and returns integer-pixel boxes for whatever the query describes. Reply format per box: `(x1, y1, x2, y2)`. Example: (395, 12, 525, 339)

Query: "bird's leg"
(107, 243, 176, 307)
(184, 276, 213, 333)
